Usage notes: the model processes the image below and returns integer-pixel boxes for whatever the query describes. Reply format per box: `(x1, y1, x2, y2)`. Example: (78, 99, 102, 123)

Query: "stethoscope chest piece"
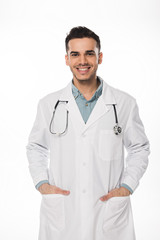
(112, 104, 122, 135)
(113, 124, 122, 135)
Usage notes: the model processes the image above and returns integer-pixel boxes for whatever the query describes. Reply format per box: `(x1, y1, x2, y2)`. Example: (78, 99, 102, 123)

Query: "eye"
(71, 53, 79, 57)
(87, 52, 95, 56)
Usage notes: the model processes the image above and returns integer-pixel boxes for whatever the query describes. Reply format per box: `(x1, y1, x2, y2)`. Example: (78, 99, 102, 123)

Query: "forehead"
(68, 38, 98, 52)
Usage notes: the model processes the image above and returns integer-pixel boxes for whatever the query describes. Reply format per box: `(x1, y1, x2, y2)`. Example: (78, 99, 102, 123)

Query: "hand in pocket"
(38, 183, 70, 195)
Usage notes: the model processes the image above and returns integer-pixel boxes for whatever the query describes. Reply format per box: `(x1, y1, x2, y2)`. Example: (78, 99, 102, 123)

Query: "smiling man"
(65, 37, 102, 102)
(66, 37, 102, 80)
(26, 26, 150, 240)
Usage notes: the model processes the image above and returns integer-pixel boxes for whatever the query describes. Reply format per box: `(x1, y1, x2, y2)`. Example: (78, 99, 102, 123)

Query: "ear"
(65, 54, 69, 66)
(98, 52, 103, 64)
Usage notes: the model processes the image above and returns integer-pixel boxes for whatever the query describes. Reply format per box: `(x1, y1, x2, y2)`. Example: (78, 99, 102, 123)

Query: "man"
(26, 26, 150, 240)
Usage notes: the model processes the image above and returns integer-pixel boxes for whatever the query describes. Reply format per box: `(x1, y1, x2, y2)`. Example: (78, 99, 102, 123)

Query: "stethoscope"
(49, 100, 122, 136)
(49, 100, 69, 136)
(112, 104, 122, 135)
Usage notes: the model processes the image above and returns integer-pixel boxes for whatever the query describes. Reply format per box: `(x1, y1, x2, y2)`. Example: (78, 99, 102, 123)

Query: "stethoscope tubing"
(49, 100, 68, 135)
(49, 100, 122, 135)
(113, 104, 118, 124)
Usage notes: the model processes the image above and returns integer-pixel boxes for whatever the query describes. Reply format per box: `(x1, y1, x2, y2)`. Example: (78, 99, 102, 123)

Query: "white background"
(0, 0, 159, 239)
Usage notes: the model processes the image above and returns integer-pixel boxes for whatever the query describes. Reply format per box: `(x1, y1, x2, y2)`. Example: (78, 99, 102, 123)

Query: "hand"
(99, 187, 131, 202)
(38, 183, 70, 195)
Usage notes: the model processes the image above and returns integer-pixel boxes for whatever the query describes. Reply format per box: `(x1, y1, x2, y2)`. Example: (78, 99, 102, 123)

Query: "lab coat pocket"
(40, 194, 65, 232)
(102, 196, 130, 233)
(99, 130, 122, 161)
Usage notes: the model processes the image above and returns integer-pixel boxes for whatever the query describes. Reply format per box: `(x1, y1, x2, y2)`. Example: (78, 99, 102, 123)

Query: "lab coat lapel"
(59, 79, 117, 134)
(59, 81, 86, 134)
(83, 79, 117, 133)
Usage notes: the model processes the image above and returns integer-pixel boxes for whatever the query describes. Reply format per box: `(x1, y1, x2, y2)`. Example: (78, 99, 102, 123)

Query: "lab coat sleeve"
(121, 183, 133, 194)
(26, 99, 50, 188)
(35, 180, 49, 190)
(121, 100, 150, 192)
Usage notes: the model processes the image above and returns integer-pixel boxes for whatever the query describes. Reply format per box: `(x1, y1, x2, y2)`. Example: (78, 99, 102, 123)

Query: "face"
(65, 38, 103, 82)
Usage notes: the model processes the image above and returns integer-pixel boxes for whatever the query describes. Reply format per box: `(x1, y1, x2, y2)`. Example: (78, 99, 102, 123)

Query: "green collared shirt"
(71, 77, 103, 124)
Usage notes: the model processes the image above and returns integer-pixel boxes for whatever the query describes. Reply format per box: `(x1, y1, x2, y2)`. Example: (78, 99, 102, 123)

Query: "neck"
(73, 76, 100, 96)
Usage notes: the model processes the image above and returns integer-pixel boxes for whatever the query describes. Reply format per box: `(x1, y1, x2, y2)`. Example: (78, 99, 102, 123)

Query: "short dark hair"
(65, 26, 101, 53)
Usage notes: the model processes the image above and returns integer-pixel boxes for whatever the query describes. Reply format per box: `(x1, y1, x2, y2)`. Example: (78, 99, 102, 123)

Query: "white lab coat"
(26, 77, 150, 240)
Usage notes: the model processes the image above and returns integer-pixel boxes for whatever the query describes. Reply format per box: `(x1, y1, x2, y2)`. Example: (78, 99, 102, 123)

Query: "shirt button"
(82, 189, 86, 193)
(83, 162, 86, 166)
(85, 103, 88, 106)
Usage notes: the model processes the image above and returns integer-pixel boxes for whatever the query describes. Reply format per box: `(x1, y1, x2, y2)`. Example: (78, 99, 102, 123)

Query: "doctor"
(26, 26, 150, 240)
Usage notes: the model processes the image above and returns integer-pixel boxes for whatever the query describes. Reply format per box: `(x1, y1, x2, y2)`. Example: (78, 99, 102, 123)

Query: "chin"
(75, 74, 96, 82)
(76, 77, 91, 82)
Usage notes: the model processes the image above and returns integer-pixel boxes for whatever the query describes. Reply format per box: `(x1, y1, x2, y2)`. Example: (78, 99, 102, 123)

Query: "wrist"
(120, 186, 131, 195)
(38, 183, 50, 194)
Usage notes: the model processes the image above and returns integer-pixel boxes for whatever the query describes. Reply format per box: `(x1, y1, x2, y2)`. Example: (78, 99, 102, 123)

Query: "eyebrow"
(70, 50, 96, 55)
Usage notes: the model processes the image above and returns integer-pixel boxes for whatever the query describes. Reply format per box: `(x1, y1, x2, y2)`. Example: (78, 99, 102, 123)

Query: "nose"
(79, 54, 88, 65)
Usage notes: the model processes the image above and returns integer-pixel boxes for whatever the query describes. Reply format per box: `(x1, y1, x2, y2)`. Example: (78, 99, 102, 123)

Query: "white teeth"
(78, 68, 89, 71)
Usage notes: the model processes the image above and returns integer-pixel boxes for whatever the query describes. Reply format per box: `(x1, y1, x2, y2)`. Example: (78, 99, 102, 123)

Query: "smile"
(76, 67, 91, 74)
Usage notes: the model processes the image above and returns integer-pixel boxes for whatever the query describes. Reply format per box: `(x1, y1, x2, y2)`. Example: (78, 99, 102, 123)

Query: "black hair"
(65, 26, 101, 53)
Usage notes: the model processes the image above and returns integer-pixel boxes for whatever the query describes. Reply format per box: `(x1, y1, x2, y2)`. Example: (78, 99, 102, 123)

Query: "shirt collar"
(72, 77, 103, 101)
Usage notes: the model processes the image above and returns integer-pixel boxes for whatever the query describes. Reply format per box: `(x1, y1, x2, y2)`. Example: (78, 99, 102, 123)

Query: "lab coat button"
(82, 189, 86, 193)
(83, 162, 86, 166)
